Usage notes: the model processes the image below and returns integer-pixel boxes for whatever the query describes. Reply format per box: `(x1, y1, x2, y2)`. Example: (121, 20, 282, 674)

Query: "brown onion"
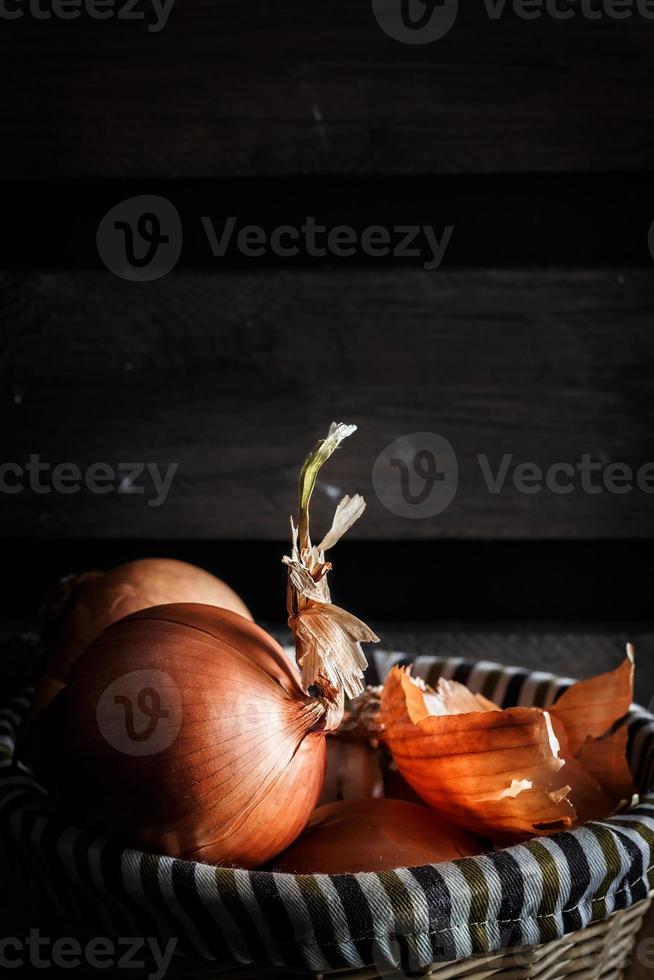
(31, 558, 252, 719)
(36, 424, 378, 868)
(38, 604, 327, 868)
(273, 799, 482, 873)
(319, 737, 384, 805)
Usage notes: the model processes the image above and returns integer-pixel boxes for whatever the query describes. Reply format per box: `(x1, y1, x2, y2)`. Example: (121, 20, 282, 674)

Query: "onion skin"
(38, 603, 326, 869)
(381, 658, 636, 842)
(273, 799, 482, 873)
(380, 667, 576, 839)
(31, 559, 252, 720)
(319, 737, 384, 805)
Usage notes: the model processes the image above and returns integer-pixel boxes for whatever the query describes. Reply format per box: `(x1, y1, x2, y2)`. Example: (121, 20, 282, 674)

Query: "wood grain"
(2, 1, 654, 176)
(2, 267, 654, 540)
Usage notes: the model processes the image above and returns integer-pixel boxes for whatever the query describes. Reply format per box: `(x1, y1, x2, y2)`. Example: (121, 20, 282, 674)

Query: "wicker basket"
(2, 651, 654, 980)
(161, 898, 653, 978)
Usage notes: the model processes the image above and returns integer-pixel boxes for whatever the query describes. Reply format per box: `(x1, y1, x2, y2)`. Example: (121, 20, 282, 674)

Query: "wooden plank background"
(2, 267, 653, 540)
(1, 2, 654, 177)
(2, 4, 654, 555)
(3, 1, 654, 950)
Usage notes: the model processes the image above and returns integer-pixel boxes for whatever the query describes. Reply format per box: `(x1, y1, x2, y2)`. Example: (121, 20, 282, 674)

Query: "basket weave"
(163, 897, 653, 979)
(2, 651, 654, 980)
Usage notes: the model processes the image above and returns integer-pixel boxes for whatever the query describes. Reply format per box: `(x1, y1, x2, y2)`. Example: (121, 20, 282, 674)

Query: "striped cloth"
(1, 652, 654, 975)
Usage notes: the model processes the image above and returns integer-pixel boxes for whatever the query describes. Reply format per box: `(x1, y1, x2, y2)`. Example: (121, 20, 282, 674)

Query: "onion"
(39, 604, 327, 868)
(31, 558, 252, 719)
(319, 737, 384, 805)
(36, 424, 378, 868)
(273, 799, 482, 873)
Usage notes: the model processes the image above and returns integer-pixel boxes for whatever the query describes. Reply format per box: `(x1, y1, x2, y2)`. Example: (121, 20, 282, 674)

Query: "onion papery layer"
(39, 604, 326, 869)
(380, 652, 636, 842)
(381, 668, 574, 839)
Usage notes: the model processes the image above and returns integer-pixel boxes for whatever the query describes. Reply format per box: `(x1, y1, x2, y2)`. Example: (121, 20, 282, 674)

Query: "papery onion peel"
(380, 650, 636, 842)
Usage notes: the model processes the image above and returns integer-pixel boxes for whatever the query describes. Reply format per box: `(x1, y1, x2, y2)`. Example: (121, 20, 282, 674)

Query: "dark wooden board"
(2, 1, 654, 176)
(3, 538, 654, 626)
(2, 266, 654, 540)
(2, 174, 654, 268)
